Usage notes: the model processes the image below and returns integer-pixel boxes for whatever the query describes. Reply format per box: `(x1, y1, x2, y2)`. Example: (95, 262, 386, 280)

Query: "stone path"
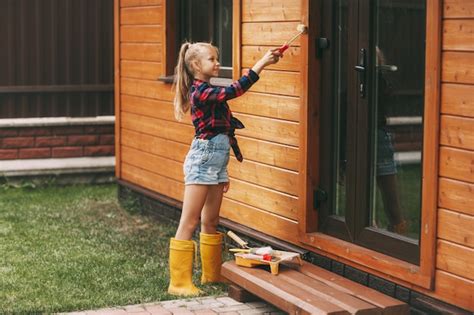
(61, 296, 286, 315)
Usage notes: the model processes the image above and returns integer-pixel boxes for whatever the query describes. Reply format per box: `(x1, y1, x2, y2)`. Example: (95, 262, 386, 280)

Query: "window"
(165, 0, 233, 78)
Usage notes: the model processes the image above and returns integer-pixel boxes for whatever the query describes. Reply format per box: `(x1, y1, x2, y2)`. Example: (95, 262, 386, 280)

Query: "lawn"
(0, 183, 227, 314)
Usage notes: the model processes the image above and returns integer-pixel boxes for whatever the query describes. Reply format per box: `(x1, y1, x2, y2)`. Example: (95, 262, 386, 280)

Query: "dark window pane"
(177, 0, 233, 76)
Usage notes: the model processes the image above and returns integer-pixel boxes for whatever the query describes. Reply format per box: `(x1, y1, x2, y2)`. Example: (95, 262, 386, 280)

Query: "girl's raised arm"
(193, 48, 281, 105)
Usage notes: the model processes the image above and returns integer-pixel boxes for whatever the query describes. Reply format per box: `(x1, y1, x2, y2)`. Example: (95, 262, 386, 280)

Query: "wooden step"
(221, 261, 409, 315)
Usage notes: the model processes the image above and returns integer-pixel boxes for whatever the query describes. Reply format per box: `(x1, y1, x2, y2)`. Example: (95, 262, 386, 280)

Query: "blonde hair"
(173, 42, 217, 121)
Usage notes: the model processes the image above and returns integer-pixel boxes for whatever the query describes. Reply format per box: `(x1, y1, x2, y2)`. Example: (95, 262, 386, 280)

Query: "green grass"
(0, 184, 227, 314)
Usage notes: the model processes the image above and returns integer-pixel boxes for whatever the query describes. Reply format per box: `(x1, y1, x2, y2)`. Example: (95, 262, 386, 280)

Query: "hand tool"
(278, 24, 308, 54)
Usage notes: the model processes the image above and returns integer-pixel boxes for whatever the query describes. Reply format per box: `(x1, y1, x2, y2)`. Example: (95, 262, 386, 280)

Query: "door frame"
(298, 0, 441, 290)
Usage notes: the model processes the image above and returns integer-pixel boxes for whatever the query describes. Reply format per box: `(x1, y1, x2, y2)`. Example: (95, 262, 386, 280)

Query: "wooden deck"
(222, 261, 409, 315)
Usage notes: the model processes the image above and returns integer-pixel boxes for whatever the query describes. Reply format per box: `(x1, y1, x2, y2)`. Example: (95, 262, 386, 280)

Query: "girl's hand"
(251, 48, 282, 74)
(262, 48, 283, 66)
(223, 181, 230, 193)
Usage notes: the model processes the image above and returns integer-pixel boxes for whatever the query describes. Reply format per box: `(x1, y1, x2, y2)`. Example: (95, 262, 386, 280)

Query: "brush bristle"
(297, 24, 308, 33)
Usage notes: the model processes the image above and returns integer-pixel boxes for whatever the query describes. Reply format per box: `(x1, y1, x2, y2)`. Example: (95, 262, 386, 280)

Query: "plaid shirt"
(190, 69, 259, 162)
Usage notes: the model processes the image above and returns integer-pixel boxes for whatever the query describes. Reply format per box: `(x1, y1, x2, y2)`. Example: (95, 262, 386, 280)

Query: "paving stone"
(205, 303, 225, 309)
(187, 304, 215, 311)
(144, 305, 172, 315)
(182, 301, 201, 307)
(215, 297, 242, 306)
(212, 305, 251, 313)
(166, 307, 195, 315)
(62, 295, 276, 315)
(237, 310, 267, 315)
(85, 310, 129, 315)
(161, 301, 187, 309)
(200, 298, 219, 305)
(124, 305, 148, 313)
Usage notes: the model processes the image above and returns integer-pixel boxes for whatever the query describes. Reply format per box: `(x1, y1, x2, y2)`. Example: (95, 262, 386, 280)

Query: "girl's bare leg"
(201, 183, 226, 234)
(175, 184, 209, 240)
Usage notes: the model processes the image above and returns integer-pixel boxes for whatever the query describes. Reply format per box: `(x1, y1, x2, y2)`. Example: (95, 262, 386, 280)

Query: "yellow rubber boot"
(168, 238, 201, 296)
(200, 232, 224, 284)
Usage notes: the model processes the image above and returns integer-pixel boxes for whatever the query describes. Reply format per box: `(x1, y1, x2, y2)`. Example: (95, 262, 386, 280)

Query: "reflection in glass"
(370, 0, 426, 239)
(334, 0, 348, 218)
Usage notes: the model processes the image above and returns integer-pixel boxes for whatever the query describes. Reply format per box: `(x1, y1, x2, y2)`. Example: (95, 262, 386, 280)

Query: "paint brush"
(278, 24, 308, 54)
(229, 246, 275, 255)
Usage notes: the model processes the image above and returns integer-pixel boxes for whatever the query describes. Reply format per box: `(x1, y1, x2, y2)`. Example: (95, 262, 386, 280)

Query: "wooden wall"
(116, 0, 302, 244)
(115, 0, 473, 310)
(434, 0, 474, 310)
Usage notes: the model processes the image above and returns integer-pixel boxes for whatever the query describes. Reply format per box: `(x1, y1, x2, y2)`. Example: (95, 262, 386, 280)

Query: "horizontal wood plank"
(442, 19, 474, 51)
(438, 178, 474, 216)
(437, 240, 474, 280)
(220, 198, 299, 245)
(440, 115, 474, 150)
(242, 0, 301, 22)
(122, 145, 183, 182)
(439, 146, 474, 183)
(230, 91, 300, 122)
(443, 0, 474, 18)
(121, 60, 162, 80)
(438, 208, 474, 248)
(222, 262, 354, 314)
(277, 271, 381, 314)
(228, 157, 299, 196)
(242, 46, 301, 72)
(121, 111, 194, 144)
(120, 6, 162, 25)
(234, 113, 299, 146)
(236, 136, 299, 171)
(298, 263, 409, 313)
(242, 22, 302, 46)
(121, 94, 176, 121)
(122, 124, 299, 171)
(121, 128, 188, 162)
(122, 162, 183, 201)
(441, 83, 474, 117)
(434, 270, 473, 311)
(121, 43, 162, 62)
(121, 0, 162, 7)
(121, 78, 174, 101)
(442, 52, 474, 84)
(120, 25, 162, 43)
(248, 69, 301, 97)
(225, 178, 298, 220)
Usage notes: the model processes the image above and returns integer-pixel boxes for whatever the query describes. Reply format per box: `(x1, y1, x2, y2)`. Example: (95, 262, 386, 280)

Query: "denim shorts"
(376, 129, 397, 176)
(183, 134, 230, 185)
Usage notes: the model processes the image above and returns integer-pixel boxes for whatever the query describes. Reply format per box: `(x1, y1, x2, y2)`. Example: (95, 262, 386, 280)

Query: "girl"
(168, 42, 281, 296)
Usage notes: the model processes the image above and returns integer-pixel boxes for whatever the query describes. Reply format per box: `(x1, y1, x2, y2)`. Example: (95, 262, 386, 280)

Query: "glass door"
(318, 0, 426, 264)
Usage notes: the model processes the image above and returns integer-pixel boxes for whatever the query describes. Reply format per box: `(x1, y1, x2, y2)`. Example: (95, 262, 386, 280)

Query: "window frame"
(298, 0, 441, 289)
(162, 0, 235, 82)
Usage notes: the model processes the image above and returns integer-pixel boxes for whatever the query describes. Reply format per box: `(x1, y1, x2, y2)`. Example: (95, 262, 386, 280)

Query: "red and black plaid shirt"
(190, 69, 259, 162)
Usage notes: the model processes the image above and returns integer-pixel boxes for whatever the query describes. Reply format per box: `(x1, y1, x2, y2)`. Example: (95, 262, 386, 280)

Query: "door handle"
(354, 48, 366, 98)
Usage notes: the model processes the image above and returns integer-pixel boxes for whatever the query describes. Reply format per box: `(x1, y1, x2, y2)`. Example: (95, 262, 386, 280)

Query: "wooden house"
(114, 0, 473, 312)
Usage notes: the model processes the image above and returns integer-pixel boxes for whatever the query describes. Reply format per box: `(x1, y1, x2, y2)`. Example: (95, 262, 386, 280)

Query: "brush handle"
(227, 231, 248, 248)
(278, 44, 289, 54)
(229, 248, 251, 253)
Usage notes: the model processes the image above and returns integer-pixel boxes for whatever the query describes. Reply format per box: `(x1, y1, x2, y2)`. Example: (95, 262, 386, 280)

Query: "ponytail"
(173, 42, 217, 121)
(173, 42, 193, 121)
